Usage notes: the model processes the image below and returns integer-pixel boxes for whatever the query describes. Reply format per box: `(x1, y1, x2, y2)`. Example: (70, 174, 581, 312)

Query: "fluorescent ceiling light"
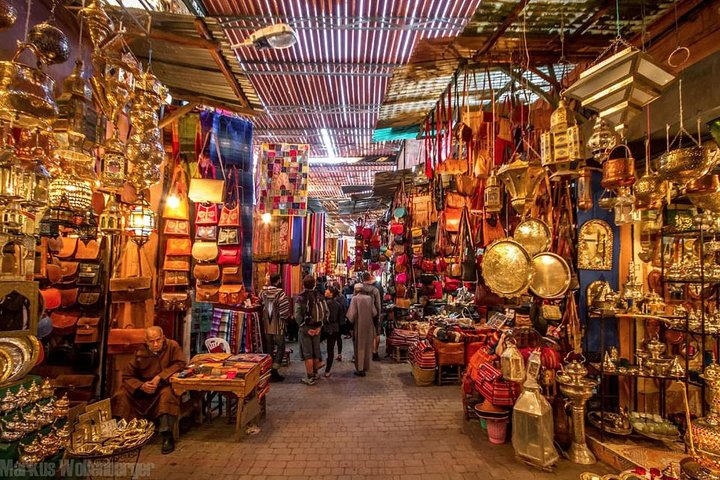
(309, 157, 362, 165)
(319, 128, 336, 159)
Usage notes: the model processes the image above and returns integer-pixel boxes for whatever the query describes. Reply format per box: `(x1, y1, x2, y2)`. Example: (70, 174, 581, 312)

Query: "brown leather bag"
(159, 291, 190, 311)
(444, 207, 463, 233)
(194, 264, 220, 282)
(59, 261, 79, 283)
(109, 244, 152, 303)
(51, 312, 79, 335)
(219, 284, 247, 305)
(75, 317, 100, 343)
(57, 237, 78, 258)
(446, 192, 468, 209)
(165, 271, 189, 286)
(75, 239, 101, 260)
(78, 287, 102, 307)
(163, 256, 190, 272)
(60, 288, 79, 308)
(46, 262, 62, 284)
(221, 266, 243, 284)
(456, 175, 478, 197)
(164, 219, 190, 237)
(192, 241, 218, 262)
(166, 238, 192, 256)
(107, 328, 146, 354)
(196, 284, 219, 303)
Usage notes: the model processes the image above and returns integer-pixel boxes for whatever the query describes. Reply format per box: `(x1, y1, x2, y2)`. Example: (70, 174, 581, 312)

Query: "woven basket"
(434, 340, 466, 366)
(412, 365, 435, 386)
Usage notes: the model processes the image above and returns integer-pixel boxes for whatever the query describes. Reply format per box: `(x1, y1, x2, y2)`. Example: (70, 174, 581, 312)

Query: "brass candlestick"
(556, 359, 598, 465)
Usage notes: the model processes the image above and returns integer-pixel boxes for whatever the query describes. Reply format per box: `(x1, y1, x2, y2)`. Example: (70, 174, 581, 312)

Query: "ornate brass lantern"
(497, 154, 545, 214)
(500, 337, 525, 383)
(541, 99, 583, 179)
(126, 193, 155, 245)
(484, 169, 502, 213)
(687, 363, 720, 474)
(100, 136, 126, 190)
(99, 195, 123, 234)
(587, 117, 618, 163)
(48, 176, 92, 211)
(512, 350, 559, 469)
(39, 195, 74, 236)
(78, 0, 113, 49)
(54, 59, 99, 150)
(556, 358, 598, 465)
(577, 164, 594, 211)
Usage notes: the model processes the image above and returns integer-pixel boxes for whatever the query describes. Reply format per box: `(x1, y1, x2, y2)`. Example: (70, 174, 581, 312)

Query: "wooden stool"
(437, 365, 463, 386)
(391, 345, 408, 363)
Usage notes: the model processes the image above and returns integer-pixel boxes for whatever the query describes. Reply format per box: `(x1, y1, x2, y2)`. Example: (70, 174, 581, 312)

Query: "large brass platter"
(481, 239, 533, 298)
(14, 335, 40, 380)
(0, 348, 12, 384)
(530, 252, 571, 299)
(0, 337, 28, 383)
(513, 218, 551, 256)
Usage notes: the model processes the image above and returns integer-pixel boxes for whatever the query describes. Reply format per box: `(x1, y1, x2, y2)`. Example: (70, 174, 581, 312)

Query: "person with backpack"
(260, 273, 291, 382)
(295, 275, 329, 385)
(323, 284, 345, 377)
(347, 282, 377, 376)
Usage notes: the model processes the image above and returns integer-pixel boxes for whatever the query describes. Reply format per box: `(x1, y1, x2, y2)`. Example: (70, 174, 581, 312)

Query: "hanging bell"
(500, 338, 525, 383)
(497, 154, 546, 214)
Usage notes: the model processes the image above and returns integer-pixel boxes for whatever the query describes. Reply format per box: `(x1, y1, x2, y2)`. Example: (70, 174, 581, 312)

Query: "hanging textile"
(306, 212, 326, 264)
(289, 215, 306, 264)
(253, 216, 291, 262)
(204, 307, 262, 353)
(257, 143, 310, 216)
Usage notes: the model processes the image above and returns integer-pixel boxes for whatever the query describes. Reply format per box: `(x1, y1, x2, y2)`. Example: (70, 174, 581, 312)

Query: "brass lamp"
(48, 176, 92, 211)
(556, 358, 598, 464)
(484, 169, 503, 213)
(54, 59, 99, 151)
(126, 193, 155, 245)
(99, 194, 123, 234)
(500, 337, 525, 383)
(564, 47, 675, 129)
(497, 154, 546, 214)
(541, 99, 583, 179)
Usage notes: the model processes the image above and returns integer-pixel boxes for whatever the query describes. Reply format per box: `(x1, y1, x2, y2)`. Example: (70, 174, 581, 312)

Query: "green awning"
(372, 125, 420, 142)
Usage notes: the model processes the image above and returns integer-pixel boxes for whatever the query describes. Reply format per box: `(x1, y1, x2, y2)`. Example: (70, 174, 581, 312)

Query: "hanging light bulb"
(261, 212, 272, 224)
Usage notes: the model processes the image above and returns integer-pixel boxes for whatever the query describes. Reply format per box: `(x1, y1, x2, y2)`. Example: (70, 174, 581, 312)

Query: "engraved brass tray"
(513, 218, 551, 256)
(578, 219, 613, 271)
(530, 252, 571, 299)
(481, 239, 533, 298)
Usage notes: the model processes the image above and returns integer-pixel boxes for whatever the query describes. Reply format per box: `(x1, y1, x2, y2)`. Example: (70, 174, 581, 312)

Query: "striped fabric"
(259, 285, 290, 335)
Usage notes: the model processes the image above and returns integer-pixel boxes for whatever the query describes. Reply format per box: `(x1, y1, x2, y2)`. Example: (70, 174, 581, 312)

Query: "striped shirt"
(260, 286, 290, 335)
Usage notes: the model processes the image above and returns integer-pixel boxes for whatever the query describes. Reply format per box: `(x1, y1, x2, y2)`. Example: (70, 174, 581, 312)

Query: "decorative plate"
(481, 239, 533, 298)
(0, 348, 12, 384)
(530, 252, 571, 299)
(513, 218, 551, 256)
(0, 337, 28, 384)
(14, 335, 40, 380)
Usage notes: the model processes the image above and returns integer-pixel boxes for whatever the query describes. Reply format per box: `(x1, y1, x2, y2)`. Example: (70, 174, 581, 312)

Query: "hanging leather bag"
(188, 131, 226, 204)
(75, 239, 101, 261)
(219, 167, 241, 227)
(162, 162, 190, 220)
(164, 219, 190, 237)
(109, 243, 152, 303)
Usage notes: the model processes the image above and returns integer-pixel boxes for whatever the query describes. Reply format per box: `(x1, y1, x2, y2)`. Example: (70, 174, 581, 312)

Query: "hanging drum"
(530, 253, 571, 299)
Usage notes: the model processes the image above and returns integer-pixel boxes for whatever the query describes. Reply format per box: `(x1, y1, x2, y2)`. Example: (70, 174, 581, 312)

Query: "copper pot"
(687, 174, 720, 213)
(0, 45, 58, 128)
(601, 145, 635, 190)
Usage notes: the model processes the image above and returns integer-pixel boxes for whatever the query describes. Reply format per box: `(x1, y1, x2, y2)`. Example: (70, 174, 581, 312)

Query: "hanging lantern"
(55, 59, 99, 149)
(78, 0, 113, 49)
(39, 195, 74, 237)
(1, 202, 23, 233)
(76, 211, 98, 241)
(126, 193, 155, 245)
(99, 194, 123, 234)
(484, 169, 503, 213)
(587, 117, 618, 163)
(613, 188, 635, 225)
(577, 164, 593, 211)
(0, 141, 18, 201)
(564, 47, 675, 129)
(512, 350, 559, 469)
(541, 99, 584, 180)
(48, 176, 93, 211)
(497, 154, 546, 214)
(100, 136, 126, 189)
(500, 337, 525, 383)
(31, 160, 51, 209)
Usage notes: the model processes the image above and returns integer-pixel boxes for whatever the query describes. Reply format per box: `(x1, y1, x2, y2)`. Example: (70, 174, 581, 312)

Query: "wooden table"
(170, 363, 264, 442)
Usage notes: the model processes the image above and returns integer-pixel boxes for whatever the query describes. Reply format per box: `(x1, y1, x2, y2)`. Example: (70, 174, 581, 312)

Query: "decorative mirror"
(578, 220, 613, 270)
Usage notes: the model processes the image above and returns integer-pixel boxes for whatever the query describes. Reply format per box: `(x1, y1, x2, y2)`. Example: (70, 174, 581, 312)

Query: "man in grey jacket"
(362, 272, 382, 361)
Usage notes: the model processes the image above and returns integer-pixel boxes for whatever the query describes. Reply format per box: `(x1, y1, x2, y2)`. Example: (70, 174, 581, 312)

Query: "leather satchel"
(444, 207, 462, 233)
(60, 288, 79, 308)
(219, 205, 240, 227)
(46, 262, 62, 284)
(107, 328, 146, 354)
(77, 263, 102, 285)
(51, 312, 79, 335)
(456, 175, 478, 197)
(196, 283, 220, 303)
(195, 225, 218, 242)
(218, 227, 240, 245)
(59, 261, 79, 283)
(57, 237, 78, 258)
(221, 266, 243, 284)
(159, 291, 190, 311)
(193, 264, 220, 282)
(192, 241, 219, 262)
(78, 287, 102, 307)
(164, 219, 190, 237)
(165, 271, 189, 286)
(109, 245, 152, 303)
(189, 132, 226, 204)
(217, 246, 241, 266)
(75, 317, 100, 343)
(166, 238, 192, 256)
(163, 255, 190, 272)
(219, 284, 248, 306)
(162, 164, 190, 220)
(75, 239, 101, 261)
(40, 288, 61, 310)
(446, 192, 468, 209)
(194, 203, 219, 225)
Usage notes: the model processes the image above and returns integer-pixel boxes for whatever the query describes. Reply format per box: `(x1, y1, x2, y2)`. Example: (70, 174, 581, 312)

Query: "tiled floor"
(140, 339, 614, 480)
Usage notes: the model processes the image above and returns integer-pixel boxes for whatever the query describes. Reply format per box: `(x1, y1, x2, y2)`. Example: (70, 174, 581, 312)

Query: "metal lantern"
(512, 350, 559, 469)
(577, 164, 593, 211)
(48, 176, 93, 211)
(126, 193, 155, 245)
(564, 47, 675, 129)
(501, 337, 525, 383)
(39, 195, 74, 236)
(587, 117, 618, 163)
(76, 211, 98, 241)
(78, 0, 113, 49)
(484, 169, 502, 213)
(99, 194, 123, 234)
(54, 59, 98, 148)
(100, 136, 126, 189)
(613, 189, 635, 225)
(497, 154, 546, 214)
(1, 202, 23, 233)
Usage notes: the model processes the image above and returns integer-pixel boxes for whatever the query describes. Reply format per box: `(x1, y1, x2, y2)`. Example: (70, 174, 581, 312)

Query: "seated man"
(111, 326, 186, 454)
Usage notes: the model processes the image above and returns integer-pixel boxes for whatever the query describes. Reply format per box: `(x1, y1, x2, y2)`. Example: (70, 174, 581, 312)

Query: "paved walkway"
(140, 338, 613, 480)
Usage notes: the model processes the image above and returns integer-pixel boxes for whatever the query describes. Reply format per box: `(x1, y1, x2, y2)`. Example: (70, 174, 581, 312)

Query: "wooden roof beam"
(497, 66, 558, 108)
(568, 0, 613, 41)
(526, 65, 562, 93)
(472, 0, 531, 60)
(630, 0, 707, 48)
(194, 17, 252, 110)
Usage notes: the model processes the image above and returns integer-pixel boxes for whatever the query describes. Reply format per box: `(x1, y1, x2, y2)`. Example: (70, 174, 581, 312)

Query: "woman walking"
(346, 283, 377, 377)
(323, 285, 345, 377)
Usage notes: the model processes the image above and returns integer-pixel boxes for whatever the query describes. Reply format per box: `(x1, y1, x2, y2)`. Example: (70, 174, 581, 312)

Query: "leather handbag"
(60, 288, 79, 308)
(444, 207, 462, 232)
(165, 271, 189, 286)
(163, 255, 190, 272)
(193, 264, 220, 282)
(195, 203, 219, 226)
(78, 287, 102, 307)
(166, 238, 192, 256)
(389, 222, 404, 235)
(109, 244, 152, 303)
(57, 237, 78, 258)
(77, 263, 102, 286)
(59, 261, 79, 283)
(51, 312, 79, 335)
(159, 291, 190, 311)
(47, 236, 63, 253)
(189, 131, 226, 203)
(218, 227, 240, 246)
(219, 284, 248, 305)
(446, 192, 468, 209)
(75, 239, 101, 260)
(107, 328, 146, 354)
(219, 168, 241, 227)
(196, 283, 220, 303)
(164, 219, 190, 237)
(162, 163, 190, 220)
(192, 241, 219, 262)
(46, 262, 62, 284)
(217, 246, 241, 266)
(75, 317, 100, 343)
(221, 266, 243, 284)
(40, 288, 61, 310)
(457, 174, 478, 197)
(395, 297, 411, 309)
(195, 225, 218, 242)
